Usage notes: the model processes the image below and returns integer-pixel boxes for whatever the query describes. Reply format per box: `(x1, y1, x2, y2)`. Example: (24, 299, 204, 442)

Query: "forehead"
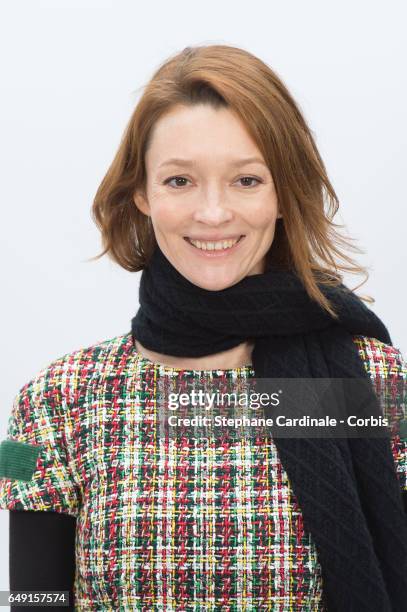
(145, 104, 264, 168)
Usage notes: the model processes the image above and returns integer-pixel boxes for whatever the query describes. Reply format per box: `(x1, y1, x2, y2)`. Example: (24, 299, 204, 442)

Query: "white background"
(1, 0, 406, 599)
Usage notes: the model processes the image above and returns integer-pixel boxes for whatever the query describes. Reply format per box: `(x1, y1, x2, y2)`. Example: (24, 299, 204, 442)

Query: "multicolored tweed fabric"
(0, 332, 406, 611)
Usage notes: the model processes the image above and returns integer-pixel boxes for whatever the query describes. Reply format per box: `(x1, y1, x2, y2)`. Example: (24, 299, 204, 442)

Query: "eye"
(163, 176, 191, 188)
(236, 176, 262, 188)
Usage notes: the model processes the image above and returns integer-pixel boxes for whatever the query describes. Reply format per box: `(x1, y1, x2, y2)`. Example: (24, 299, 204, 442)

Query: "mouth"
(183, 235, 245, 257)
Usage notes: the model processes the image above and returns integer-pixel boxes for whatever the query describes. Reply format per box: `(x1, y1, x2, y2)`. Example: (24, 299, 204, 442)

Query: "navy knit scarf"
(131, 243, 407, 611)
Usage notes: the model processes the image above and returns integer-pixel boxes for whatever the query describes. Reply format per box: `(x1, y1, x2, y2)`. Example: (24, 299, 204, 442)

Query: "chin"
(185, 268, 245, 291)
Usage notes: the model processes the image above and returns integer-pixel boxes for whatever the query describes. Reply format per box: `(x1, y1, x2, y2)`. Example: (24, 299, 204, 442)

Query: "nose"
(192, 195, 234, 225)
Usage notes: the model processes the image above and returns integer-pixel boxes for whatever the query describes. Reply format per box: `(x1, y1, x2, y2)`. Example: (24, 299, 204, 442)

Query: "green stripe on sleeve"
(399, 419, 407, 442)
(0, 439, 44, 481)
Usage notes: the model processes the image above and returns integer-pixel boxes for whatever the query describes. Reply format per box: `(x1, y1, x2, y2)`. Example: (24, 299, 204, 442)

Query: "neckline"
(128, 333, 254, 375)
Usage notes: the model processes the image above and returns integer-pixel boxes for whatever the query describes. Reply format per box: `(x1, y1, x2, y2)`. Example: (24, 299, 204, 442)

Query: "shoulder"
(14, 331, 134, 409)
(352, 334, 406, 380)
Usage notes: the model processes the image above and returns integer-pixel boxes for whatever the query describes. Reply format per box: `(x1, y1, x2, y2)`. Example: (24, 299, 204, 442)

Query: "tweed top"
(0, 332, 406, 611)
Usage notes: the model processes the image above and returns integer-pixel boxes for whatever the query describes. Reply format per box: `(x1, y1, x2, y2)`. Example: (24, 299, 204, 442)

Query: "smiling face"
(134, 103, 282, 291)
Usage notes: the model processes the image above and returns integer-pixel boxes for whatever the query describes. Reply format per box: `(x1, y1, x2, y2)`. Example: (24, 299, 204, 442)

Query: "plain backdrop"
(0, 0, 406, 601)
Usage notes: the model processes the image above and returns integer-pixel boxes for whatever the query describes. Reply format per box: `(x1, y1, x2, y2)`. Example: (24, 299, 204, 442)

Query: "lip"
(184, 235, 243, 241)
(183, 235, 245, 257)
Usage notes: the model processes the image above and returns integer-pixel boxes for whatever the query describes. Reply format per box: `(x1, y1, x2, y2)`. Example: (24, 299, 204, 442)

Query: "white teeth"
(189, 237, 240, 250)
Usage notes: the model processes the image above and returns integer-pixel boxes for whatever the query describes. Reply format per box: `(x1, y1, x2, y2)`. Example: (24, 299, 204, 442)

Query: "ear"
(133, 189, 151, 217)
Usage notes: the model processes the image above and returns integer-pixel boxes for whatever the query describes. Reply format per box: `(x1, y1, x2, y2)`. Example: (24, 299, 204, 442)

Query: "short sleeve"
(391, 415, 407, 492)
(0, 374, 81, 519)
(353, 335, 406, 493)
(383, 347, 407, 493)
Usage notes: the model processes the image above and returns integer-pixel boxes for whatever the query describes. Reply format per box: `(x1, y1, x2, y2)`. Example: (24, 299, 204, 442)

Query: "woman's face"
(134, 103, 281, 290)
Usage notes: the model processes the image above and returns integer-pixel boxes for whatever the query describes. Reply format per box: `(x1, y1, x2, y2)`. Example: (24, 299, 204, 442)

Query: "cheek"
(150, 200, 183, 230)
(247, 187, 278, 216)
(250, 200, 279, 232)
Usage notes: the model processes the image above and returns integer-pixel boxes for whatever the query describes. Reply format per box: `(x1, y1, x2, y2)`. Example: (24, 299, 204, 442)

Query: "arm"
(9, 510, 76, 612)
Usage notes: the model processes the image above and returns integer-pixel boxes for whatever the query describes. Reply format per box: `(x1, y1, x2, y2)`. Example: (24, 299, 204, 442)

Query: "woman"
(0, 44, 406, 611)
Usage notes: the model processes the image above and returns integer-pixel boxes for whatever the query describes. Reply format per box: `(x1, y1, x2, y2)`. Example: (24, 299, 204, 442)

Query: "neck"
(133, 338, 254, 370)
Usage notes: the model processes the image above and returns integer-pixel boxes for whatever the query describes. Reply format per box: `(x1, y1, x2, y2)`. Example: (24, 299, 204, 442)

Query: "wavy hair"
(90, 44, 371, 318)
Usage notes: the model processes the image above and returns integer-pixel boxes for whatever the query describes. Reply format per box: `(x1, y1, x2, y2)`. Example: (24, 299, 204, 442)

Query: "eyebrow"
(158, 156, 267, 169)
